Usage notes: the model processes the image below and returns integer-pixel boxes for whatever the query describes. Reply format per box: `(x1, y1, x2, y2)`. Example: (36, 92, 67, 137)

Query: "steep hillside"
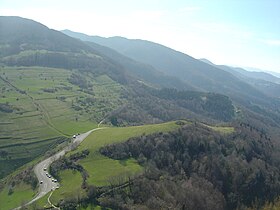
(62, 30, 273, 106)
(218, 65, 280, 98)
(233, 67, 280, 84)
(84, 41, 195, 91)
(266, 70, 280, 78)
(200, 59, 280, 84)
(245, 67, 280, 79)
(0, 66, 125, 178)
(63, 30, 280, 131)
(99, 122, 279, 210)
(1, 17, 280, 210)
(0, 17, 237, 179)
(0, 16, 129, 84)
(0, 17, 93, 57)
(199, 59, 280, 98)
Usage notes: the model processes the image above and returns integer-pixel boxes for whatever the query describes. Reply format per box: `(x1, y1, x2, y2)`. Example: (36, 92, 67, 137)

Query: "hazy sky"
(1, 0, 280, 72)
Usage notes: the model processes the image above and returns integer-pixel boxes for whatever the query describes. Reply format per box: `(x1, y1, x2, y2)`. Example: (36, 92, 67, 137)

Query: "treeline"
(65, 76, 236, 127)
(109, 85, 235, 126)
(1, 51, 128, 84)
(68, 73, 93, 90)
(50, 149, 90, 186)
(151, 88, 235, 121)
(99, 123, 280, 209)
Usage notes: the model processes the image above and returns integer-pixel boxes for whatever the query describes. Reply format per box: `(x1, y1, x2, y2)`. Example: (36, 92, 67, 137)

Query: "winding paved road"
(13, 128, 102, 209)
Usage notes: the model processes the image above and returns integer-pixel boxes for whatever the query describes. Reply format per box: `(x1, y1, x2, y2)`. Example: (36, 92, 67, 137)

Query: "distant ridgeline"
(0, 16, 235, 179)
(0, 16, 280, 184)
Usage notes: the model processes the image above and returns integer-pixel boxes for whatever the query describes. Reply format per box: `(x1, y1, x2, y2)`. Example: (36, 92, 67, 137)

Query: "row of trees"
(2, 51, 128, 84)
(50, 149, 90, 191)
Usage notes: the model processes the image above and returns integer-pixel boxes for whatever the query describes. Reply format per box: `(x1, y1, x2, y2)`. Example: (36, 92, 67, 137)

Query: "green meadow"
(203, 124, 235, 134)
(37, 121, 181, 207)
(50, 169, 86, 205)
(78, 121, 182, 186)
(0, 115, 233, 210)
(79, 122, 180, 185)
(26, 122, 179, 209)
(0, 66, 125, 178)
(0, 66, 125, 210)
(0, 65, 235, 210)
(0, 183, 35, 210)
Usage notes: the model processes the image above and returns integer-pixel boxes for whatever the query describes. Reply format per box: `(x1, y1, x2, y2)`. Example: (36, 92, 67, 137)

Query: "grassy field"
(50, 169, 86, 204)
(29, 121, 181, 208)
(0, 65, 235, 209)
(0, 66, 125, 179)
(204, 124, 235, 134)
(0, 66, 126, 210)
(1, 120, 233, 209)
(0, 183, 35, 210)
(73, 121, 181, 186)
(82, 156, 142, 186)
(78, 122, 181, 153)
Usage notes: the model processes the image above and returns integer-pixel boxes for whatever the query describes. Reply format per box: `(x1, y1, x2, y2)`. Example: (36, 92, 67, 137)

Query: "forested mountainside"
(84, 40, 195, 91)
(1, 16, 280, 210)
(63, 29, 280, 131)
(62, 30, 270, 101)
(99, 122, 280, 210)
(199, 58, 280, 84)
(199, 60, 280, 98)
(0, 16, 235, 178)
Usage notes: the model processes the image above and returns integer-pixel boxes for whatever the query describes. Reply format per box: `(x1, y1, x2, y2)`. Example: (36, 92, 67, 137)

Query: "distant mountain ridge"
(266, 71, 280, 78)
(0, 16, 134, 84)
(199, 58, 215, 66)
(2, 17, 280, 210)
(199, 58, 280, 98)
(0, 16, 235, 123)
(1, 16, 280, 184)
(0, 17, 95, 57)
(199, 59, 280, 83)
(0, 16, 240, 178)
(1, 17, 280, 124)
(0, 17, 195, 90)
(62, 29, 272, 106)
(244, 67, 280, 79)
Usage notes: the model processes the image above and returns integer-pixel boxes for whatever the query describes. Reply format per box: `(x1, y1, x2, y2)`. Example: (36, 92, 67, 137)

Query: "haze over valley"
(0, 1, 280, 209)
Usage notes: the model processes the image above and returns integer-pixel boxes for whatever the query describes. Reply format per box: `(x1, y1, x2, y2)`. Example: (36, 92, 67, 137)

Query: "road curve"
(13, 128, 102, 209)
